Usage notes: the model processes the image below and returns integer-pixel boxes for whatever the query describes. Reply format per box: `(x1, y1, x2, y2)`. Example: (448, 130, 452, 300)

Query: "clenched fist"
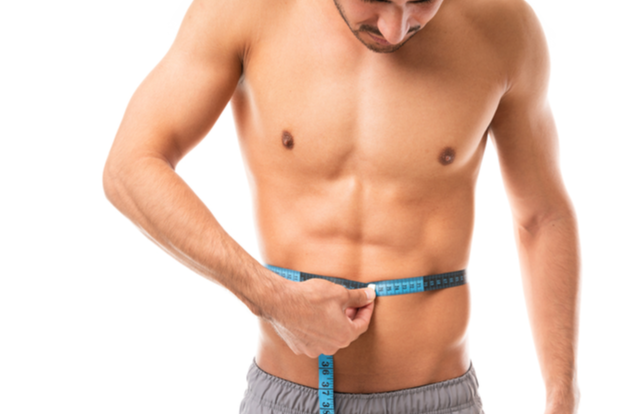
(262, 276, 376, 358)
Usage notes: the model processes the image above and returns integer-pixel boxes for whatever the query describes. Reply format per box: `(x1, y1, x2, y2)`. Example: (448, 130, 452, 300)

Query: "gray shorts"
(239, 358, 484, 414)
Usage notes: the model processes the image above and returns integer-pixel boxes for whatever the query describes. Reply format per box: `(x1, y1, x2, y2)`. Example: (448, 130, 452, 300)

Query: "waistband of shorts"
(244, 358, 482, 414)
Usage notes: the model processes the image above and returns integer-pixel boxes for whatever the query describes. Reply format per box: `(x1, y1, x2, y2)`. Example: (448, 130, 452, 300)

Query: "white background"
(1, 1, 630, 413)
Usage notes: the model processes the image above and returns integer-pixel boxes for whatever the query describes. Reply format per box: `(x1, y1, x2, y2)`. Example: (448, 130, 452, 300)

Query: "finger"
(349, 301, 375, 334)
(345, 287, 376, 309)
(345, 307, 357, 320)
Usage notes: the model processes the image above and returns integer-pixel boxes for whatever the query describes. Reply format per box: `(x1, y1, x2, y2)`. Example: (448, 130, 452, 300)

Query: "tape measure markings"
(318, 354, 335, 414)
(266, 265, 466, 296)
(264, 264, 467, 414)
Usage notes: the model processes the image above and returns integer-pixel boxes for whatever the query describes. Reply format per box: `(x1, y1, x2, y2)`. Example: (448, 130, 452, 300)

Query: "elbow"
(514, 204, 578, 242)
(512, 187, 578, 237)
(102, 156, 124, 210)
(102, 150, 173, 213)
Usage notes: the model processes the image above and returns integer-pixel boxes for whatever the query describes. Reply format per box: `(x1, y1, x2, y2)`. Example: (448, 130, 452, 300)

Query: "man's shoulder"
(458, 0, 543, 46)
(181, 0, 291, 56)
(461, 0, 538, 25)
(453, 0, 547, 81)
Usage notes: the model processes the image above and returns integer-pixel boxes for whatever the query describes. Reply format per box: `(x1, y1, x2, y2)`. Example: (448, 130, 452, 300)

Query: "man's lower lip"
(367, 33, 391, 46)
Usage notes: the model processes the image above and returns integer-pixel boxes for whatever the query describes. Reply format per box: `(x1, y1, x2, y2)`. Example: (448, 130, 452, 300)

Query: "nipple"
(439, 147, 456, 165)
(282, 131, 294, 149)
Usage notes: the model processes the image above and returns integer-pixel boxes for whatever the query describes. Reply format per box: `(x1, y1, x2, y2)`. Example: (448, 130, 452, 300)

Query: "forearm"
(103, 153, 284, 317)
(515, 209, 581, 411)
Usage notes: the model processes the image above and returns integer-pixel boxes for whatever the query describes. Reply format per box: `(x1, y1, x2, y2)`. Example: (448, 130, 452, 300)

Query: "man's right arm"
(103, 0, 274, 313)
(103, 0, 375, 357)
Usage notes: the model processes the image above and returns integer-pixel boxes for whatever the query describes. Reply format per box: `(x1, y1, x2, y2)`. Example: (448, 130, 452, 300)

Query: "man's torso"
(229, 0, 514, 392)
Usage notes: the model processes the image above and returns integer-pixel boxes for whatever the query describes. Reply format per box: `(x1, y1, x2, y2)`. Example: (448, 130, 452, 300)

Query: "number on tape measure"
(265, 264, 467, 414)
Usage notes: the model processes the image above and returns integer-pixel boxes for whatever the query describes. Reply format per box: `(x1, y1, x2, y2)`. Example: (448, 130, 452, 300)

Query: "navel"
(438, 147, 456, 165)
(282, 131, 294, 149)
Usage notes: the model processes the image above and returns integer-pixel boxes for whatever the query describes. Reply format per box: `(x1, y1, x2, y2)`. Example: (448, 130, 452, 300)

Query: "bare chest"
(231, 1, 505, 184)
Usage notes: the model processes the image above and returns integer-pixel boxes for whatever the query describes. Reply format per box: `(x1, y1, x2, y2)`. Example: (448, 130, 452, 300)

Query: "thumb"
(345, 285, 376, 309)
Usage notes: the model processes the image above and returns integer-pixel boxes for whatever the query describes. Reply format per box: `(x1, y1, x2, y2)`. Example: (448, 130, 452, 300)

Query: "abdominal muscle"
(256, 284, 471, 393)
(252, 177, 475, 393)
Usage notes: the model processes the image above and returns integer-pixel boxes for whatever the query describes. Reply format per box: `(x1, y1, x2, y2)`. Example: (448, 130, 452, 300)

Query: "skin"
(103, 0, 580, 412)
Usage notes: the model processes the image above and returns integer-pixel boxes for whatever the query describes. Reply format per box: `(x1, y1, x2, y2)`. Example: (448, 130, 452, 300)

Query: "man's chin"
(364, 41, 404, 54)
(354, 32, 410, 54)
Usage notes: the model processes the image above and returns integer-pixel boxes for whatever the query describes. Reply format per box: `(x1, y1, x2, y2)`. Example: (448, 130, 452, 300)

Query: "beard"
(332, 0, 419, 53)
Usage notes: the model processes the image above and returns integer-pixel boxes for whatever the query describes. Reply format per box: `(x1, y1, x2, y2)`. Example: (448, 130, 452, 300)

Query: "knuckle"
(335, 338, 348, 348)
(306, 350, 319, 359)
(324, 346, 338, 355)
(356, 322, 369, 333)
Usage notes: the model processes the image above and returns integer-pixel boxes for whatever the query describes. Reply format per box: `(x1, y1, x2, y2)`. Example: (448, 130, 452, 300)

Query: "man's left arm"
(488, 3, 581, 413)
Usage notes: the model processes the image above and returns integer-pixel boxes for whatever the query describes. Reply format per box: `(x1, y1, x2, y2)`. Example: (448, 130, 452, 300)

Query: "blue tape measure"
(265, 264, 467, 414)
(318, 354, 334, 414)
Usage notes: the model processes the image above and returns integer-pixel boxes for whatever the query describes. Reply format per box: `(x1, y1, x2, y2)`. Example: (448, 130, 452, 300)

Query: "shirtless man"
(103, 0, 581, 412)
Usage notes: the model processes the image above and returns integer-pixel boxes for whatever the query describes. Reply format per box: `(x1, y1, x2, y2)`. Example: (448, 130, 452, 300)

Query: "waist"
(256, 264, 472, 393)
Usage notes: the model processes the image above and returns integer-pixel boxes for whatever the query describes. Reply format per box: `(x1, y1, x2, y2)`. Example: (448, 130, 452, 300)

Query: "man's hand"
(263, 277, 376, 358)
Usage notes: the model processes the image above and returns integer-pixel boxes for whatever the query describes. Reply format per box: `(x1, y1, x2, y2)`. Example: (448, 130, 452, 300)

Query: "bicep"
(489, 3, 572, 229)
(491, 99, 569, 228)
(109, 0, 245, 169)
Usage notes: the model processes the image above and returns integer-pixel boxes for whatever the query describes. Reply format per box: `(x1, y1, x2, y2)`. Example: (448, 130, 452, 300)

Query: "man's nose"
(377, 7, 409, 44)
